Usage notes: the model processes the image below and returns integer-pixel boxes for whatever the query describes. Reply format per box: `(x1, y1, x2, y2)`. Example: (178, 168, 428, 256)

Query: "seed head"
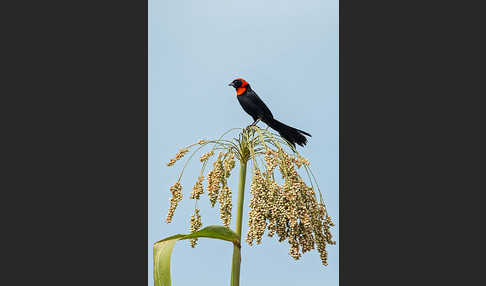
(246, 169, 268, 245)
(165, 181, 182, 223)
(292, 155, 310, 169)
(189, 208, 202, 248)
(200, 150, 215, 162)
(190, 176, 204, 200)
(166, 148, 189, 166)
(223, 152, 236, 178)
(245, 147, 335, 266)
(264, 148, 278, 174)
(218, 185, 232, 227)
(163, 127, 333, 266)
(206, 152, 224, 207)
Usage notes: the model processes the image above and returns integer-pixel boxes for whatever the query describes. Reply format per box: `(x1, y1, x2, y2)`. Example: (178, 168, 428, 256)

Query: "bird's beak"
(228, 82, 235, 87)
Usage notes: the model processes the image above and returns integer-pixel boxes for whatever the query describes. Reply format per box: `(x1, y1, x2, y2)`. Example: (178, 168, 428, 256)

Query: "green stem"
(230, 159, 247, 286)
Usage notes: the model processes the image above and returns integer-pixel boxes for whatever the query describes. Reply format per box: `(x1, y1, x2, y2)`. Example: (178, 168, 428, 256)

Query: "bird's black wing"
(246, 90, 274, 120)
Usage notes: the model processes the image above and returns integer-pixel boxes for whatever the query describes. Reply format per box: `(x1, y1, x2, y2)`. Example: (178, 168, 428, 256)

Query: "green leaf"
(153, 225, 239, 286)
(153, 238, 178, 286)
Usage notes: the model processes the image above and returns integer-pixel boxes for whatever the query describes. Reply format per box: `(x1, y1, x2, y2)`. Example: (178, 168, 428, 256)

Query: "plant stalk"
(230, 159, 247, 286)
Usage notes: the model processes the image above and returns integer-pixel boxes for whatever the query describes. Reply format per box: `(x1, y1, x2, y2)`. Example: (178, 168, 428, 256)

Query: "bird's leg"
(250, 118, 260, 126)
(246, 119, 260, 130)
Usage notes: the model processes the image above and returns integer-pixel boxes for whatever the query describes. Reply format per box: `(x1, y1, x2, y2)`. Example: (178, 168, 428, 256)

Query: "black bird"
(228, 78, 311, 147)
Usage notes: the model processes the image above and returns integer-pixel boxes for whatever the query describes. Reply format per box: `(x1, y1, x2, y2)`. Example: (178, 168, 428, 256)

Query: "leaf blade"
(153, 225, 239, 286)
(153, 238, 178, 286)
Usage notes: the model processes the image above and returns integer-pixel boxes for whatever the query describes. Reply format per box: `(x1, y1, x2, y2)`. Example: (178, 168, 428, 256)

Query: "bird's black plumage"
(229, 78, 311, 147)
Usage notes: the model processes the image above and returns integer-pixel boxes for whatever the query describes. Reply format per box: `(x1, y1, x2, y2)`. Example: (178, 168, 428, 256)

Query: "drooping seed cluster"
(218, 185, 232, 227)
(190, 176, 204, 200)
(292, 154, 310, 169)
(165, 142, 237, 233)
(223, 152, 236, 177)
(165, 181, 182, 223)
(189, 208, 202, 248)
(266, 180, 285, 238)
(246, 148, 335, 266)
(205, 152, 235, 226)
(167, 148, 189, 166)
(206, 152, 224, 207)
(246, 169, 270, 244)
(264, 148, 278, 174)
(218, 152, 235, 227)
(200, 150, 214, 162)
(311, 203, 336, 265)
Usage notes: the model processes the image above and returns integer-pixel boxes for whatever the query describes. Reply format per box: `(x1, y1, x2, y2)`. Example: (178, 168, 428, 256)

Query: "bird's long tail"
(265, 118, 311, 147)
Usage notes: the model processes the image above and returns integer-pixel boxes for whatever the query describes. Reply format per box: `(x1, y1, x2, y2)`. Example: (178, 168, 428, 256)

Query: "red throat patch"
(236, 87, 247, 95)
(235, 78, 248, 95)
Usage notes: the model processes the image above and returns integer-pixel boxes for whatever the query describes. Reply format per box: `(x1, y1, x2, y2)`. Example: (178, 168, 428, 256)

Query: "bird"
(228, 78, 311, 147)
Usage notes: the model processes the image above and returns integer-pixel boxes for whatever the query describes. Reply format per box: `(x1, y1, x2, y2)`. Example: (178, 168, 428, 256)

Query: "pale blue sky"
(149, 0, 338, 285)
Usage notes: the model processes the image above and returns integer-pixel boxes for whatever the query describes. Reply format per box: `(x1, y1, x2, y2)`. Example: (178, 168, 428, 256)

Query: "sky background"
(149, 0, 338, 285)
